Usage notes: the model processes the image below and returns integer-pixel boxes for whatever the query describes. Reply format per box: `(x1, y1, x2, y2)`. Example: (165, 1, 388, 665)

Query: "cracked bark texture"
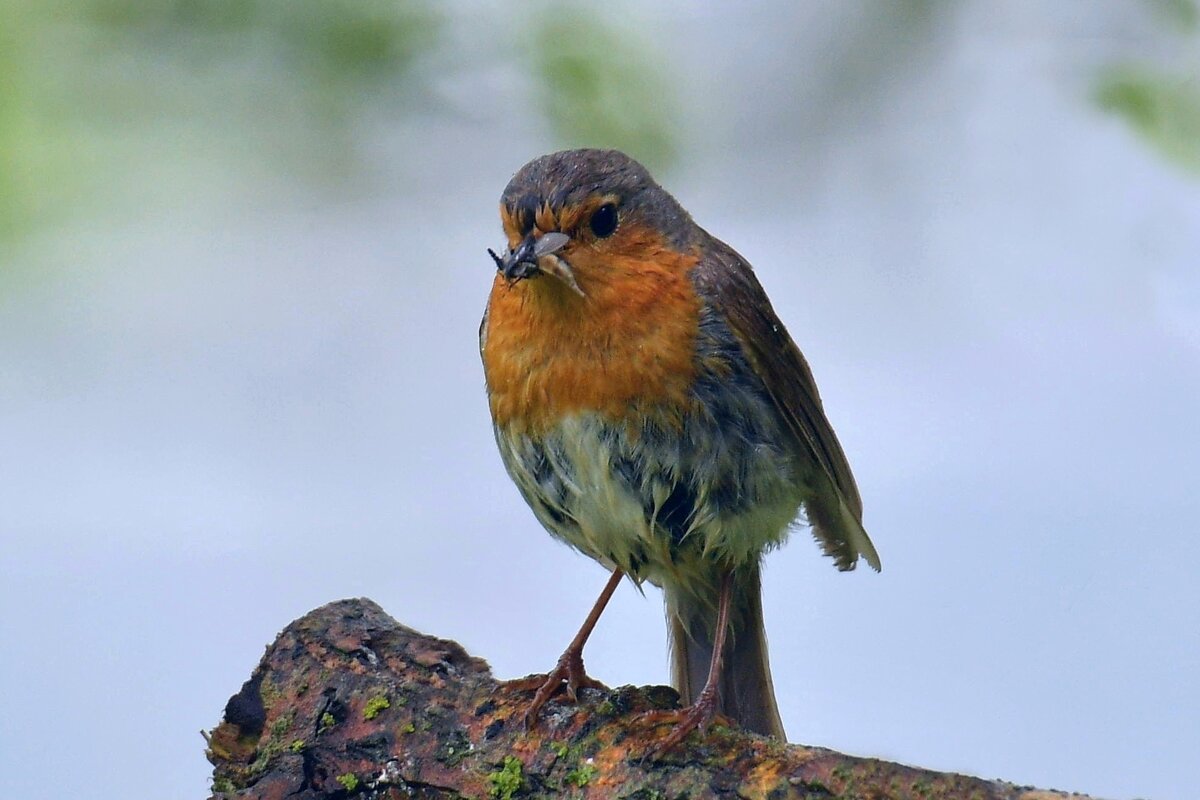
(206, 599, 1103, 800)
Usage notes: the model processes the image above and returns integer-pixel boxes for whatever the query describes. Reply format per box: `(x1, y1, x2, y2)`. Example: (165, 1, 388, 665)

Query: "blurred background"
(2, 1, 1198, 798)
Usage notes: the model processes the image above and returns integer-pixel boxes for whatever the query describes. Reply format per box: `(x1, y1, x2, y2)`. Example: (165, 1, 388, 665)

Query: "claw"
(522, 648, 607, 729)
(640, 684, 730, 760)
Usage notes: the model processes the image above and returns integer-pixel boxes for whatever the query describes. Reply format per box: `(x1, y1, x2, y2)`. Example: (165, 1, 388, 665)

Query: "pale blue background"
(2, 3, 1197, 799)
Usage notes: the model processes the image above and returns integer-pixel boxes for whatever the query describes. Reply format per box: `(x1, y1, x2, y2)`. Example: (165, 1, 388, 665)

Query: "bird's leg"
(645, 569, 735, 758)
(518, 568, 624, 728)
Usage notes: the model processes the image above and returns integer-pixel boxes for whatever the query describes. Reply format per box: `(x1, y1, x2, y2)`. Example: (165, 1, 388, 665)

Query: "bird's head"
(488, 149, 696, 300)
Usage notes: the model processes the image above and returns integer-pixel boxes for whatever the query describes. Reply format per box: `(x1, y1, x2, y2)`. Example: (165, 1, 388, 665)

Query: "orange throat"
(482, 243, 701, 435)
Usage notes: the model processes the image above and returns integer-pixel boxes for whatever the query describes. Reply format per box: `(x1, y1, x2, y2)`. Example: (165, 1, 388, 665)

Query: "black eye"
(589, 203, 618, 238)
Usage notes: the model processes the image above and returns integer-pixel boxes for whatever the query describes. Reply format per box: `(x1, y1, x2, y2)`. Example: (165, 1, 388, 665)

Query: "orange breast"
(482, 231, 701, 435)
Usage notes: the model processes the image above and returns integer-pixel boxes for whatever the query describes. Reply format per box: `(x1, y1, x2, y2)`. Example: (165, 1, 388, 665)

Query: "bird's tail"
(666, 562, 786, 739)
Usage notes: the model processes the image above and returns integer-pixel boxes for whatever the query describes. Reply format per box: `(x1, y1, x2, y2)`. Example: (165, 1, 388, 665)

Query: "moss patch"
(564, 763, 597, 788)
(487, 755, 523, 800)
(363, 695, 391, 720)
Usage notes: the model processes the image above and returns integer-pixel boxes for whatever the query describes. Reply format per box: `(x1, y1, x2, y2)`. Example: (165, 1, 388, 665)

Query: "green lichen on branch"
(487, 756, 523, 800)
(363, 694, 390, 720)
(563, 762, 597, 788)
(270, 712, 293, 738)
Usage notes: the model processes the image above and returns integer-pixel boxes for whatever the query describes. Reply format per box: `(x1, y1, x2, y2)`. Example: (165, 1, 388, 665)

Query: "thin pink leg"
(522, 569, 624, 728)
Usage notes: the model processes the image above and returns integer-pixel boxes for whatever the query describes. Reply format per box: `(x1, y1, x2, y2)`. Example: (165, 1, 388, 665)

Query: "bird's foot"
(513, 648, 607, 729)
(639, 684, 731, 760)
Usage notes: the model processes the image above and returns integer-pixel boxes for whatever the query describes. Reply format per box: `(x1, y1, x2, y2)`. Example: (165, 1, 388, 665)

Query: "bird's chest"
(480, 270, 702, 436)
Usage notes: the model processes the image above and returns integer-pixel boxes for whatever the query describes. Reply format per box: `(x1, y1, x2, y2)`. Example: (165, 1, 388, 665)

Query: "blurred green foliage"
(1148, 0, 1199, 31)
(0, 0, 679, 246)
(1, 2, 84, 242)
(530, 13, 677, 172)
(1094, 0, 1200, 177)
(85, 0, 440, 86)
(0, 0, 443, 246)
(1096, 67, 1200, 175)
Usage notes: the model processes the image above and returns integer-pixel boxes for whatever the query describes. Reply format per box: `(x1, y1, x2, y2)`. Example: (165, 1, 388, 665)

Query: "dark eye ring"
(589, 203, 618, 238)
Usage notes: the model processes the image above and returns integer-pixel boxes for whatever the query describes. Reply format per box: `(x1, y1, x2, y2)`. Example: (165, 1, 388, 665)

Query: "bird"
(479, 148, 879, 755)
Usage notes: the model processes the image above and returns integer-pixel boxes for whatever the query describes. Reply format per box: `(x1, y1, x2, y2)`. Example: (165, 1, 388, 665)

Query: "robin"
(480, 149, 880, 754)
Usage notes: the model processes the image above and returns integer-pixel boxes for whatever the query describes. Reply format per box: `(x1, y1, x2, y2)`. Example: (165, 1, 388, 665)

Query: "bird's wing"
(691, 234, 880, 571)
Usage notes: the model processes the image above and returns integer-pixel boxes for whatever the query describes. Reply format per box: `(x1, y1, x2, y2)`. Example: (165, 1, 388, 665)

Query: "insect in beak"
(487, 231, 584, 297)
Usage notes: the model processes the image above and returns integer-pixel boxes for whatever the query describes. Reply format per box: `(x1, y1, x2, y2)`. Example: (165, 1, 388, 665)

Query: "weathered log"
(206, 599, 1100, 800)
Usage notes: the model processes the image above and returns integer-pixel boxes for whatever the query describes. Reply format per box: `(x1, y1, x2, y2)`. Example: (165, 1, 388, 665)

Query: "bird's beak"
(488, 232, 584, 297)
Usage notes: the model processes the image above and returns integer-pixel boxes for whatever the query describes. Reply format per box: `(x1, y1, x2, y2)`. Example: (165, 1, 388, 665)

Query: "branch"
(206, 599, 1102, 800)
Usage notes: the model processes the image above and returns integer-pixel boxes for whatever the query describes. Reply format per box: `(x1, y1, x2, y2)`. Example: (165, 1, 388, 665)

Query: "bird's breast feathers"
(481, 241, 703, 435)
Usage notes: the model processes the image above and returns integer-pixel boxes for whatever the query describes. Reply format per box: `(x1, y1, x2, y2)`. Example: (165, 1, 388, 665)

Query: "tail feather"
(666, 563, 785, 739)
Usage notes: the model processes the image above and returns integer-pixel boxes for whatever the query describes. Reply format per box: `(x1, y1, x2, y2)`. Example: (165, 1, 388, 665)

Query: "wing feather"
(691, 234, 880, 571)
